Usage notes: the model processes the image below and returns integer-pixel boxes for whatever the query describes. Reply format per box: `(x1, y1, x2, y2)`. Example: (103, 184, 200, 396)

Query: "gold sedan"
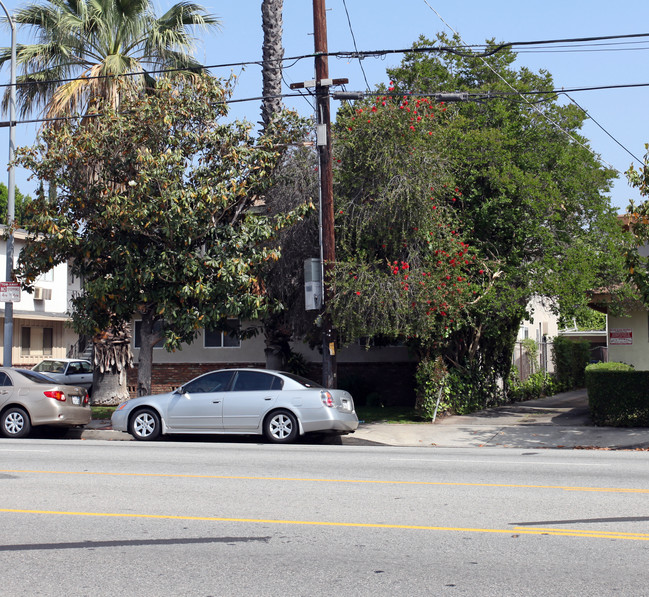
(0, 368, 91, 438)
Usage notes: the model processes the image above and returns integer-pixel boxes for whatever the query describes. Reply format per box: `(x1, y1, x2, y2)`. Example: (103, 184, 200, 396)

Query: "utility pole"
(1, 0, 16, 367)
(312, 0, 336, 388)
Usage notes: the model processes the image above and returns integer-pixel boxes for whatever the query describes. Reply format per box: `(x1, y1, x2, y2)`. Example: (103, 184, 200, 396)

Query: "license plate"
(72, 396, 80, 405)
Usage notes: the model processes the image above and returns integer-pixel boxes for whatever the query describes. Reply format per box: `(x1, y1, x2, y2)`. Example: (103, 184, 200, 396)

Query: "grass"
(355, 406, 421, 424)
(91, 405, 117, 420)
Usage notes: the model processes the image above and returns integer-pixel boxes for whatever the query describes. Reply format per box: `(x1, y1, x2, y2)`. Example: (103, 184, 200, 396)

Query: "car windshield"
(15, 369, 57, 384)
(280, 372, 324, 388)
(33, 360, 67, 374)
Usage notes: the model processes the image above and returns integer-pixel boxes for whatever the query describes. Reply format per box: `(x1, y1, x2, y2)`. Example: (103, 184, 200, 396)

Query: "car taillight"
(83, 392, 89, 406)
(44, 390, 66, 402)
(321, 391, 334, 407)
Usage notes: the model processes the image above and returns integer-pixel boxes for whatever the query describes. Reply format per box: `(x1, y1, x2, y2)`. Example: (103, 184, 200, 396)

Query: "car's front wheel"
(264, 409, 298, 444)
(1, 407, 31, 438)
(129, 408, 161, 441)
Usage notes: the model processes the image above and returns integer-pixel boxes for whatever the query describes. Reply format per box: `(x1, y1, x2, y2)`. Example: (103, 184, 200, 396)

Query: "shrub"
(445, 367, 505, 415)
(509, 371, 558, 402)
(585, 362, 649, 426)
(286, 350, 310, 378)
(552, 336, 591, 390)
(415, 356, 448, 420)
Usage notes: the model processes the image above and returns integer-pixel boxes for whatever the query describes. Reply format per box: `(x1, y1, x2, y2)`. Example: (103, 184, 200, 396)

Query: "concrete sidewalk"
(76, 389, 649, 449)
(348, 389, 649, 449)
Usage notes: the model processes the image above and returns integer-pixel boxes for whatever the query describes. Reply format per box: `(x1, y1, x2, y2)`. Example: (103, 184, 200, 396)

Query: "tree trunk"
(263, 317, 292, 370)
(261, 0, 288, 367)
(92, 369, 130, 405)
(136, 307, 161, 397)
(261, 0, 284, 130)
(91, 323, 133, 405)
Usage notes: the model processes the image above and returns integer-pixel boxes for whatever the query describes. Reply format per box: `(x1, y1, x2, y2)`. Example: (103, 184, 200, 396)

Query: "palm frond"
(2, 0, 219, 119)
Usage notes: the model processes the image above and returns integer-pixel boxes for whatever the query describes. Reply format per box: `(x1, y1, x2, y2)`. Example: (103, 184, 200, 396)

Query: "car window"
(14, 369, 57, 384)
(0, 371, 12, 386)
(34, 360, 66, 374)
(279, 372, 323, 388)
(79, 362, 93, 373)
(183, 371, 234, 394)
(67, 363, 81, 375)
(232, 371, 283, 392)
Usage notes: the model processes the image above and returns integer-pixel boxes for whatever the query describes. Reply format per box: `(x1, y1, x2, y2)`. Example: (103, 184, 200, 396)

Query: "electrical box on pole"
(304, 258, 322, 311)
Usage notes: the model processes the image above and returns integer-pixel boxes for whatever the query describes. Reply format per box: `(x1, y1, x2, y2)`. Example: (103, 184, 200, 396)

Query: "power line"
(421, 0, 620, 171)
(340, 0, 370, 91)
(3, 32, 649, 91)
(562, 92, 644, 164)
(4, 81, 649, 128)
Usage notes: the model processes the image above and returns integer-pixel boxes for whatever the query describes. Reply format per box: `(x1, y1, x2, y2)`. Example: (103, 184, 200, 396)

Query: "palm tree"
(260, 0, 283, 130)
(1, 0, 219, 404)
(1, 0, 220, 118)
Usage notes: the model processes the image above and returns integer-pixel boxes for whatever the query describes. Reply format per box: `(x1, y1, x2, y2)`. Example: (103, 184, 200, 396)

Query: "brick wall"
(126, 361, 417, 407)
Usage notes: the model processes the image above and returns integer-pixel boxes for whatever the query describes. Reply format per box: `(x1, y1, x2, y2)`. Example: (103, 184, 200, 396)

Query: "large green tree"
(331, 94, 487, 349)
(1, 0, 219, 117)
(1, 0, 219, 400)
(383, 34, 627, 408)
(328, 34, 626, 412)
(623, 150, 649, 303)
(0, 182, 32, 226)
(15, 76, 310, 402)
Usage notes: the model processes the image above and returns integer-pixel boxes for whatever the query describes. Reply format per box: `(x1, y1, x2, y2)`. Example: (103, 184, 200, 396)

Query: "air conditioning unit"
(34, 287, 52, 301)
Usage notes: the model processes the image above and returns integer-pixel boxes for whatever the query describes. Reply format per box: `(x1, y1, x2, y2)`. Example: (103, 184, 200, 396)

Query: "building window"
(21, 327, 31, 356)
(37, 269, 54, 282)
(20, 326, 54, 357)
(133, 321, 164, 349)
(43, 328, 53, 356)
(204, 319, 241, 348)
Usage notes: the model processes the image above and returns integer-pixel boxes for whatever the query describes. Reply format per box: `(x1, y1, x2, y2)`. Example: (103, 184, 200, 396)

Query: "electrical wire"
(420, 0, 622, 171)
(561, 92, 644, 164)
(4, 81, 649, 128)
(3, 32, 649, 90)
(341, 0, 370, 91)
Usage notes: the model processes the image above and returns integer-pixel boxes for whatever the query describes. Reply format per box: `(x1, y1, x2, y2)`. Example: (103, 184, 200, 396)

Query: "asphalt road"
(2, 438, 649, 596)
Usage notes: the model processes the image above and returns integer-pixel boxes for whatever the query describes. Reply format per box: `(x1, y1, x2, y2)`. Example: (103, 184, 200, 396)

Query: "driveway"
(349, 389, 649, 449)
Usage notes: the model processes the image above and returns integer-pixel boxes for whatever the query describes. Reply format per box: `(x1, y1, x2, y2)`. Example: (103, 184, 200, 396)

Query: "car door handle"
(264, 397, 272, 401)
(212, 400, 221, 404)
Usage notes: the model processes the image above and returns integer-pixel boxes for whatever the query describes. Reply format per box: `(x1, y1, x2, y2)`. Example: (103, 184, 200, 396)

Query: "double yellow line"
(3, 469, 649, 542)
(1, 508, 648, 541)
(2, 469, 649, 494)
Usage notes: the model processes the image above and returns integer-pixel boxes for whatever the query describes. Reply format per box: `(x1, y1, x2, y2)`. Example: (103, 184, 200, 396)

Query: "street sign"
(0, 282, 21, 302)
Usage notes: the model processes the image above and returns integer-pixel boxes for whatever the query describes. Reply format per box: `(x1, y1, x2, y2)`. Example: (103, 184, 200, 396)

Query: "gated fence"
(512, 338, 608, 382)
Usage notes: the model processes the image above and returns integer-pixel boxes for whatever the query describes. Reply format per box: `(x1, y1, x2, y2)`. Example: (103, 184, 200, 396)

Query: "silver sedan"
(0, 368, 91, 438)
(112, 369, 359, 443)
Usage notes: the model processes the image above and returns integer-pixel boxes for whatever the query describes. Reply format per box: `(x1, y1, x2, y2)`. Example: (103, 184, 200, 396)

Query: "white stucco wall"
(517, 296, 560, 342)
(607, 310, 649, 369)
(0, 232, 77, 364)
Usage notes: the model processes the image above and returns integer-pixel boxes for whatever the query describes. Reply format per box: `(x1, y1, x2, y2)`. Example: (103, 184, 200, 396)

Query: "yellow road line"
(1, 469, 648, 494)
(1, 508, 648, 541)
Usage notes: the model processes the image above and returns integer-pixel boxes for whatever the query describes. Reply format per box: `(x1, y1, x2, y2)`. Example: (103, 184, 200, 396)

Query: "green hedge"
(552, 336, 591, 390)
(585, 362, 649, 426)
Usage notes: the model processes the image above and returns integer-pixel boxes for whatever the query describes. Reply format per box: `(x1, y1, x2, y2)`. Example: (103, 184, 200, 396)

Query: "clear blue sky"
(2, 0, 649, 210)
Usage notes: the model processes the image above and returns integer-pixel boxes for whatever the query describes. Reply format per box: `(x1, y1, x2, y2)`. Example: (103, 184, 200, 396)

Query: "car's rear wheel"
(129, 408, 161, 441)
(1, 407, 31, 438)
(264, 409, 298, 444)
